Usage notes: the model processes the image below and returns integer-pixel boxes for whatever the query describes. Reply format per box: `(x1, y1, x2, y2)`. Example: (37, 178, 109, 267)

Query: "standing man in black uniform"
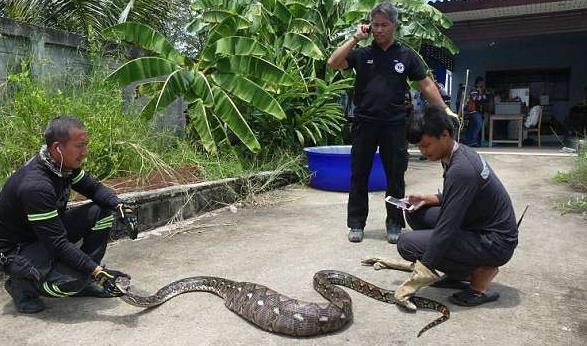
(390, 105, 518, 310)
(0, 116, 138, 313)
(327, 2, 456, 243)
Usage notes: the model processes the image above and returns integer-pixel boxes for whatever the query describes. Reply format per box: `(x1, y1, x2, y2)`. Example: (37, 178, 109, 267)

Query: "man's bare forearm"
(327, 37, 359, 70)
(419, 77, 446, 107)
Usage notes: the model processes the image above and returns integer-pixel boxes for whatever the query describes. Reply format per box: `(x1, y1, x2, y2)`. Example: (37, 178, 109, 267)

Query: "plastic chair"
(526, 106, 543, 147)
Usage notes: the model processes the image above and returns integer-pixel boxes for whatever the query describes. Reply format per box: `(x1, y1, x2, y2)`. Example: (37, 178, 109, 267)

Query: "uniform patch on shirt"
(394, 62, 405, 73)
(479, 154, 490, 180)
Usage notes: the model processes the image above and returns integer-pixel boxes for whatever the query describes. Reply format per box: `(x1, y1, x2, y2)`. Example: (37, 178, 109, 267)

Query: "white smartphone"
(385, 196, 414, 211)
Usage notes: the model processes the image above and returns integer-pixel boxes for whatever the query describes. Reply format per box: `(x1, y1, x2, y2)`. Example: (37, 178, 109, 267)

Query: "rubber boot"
(386, 223, 402, 244)
(348, 228, 364, 242)
(4, 277, 45, 313)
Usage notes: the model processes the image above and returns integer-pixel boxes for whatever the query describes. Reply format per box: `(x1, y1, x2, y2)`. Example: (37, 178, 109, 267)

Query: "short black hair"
(474, 76, 484, 85)
(407, 105, 455, 144)
(44, 116, 85, 146)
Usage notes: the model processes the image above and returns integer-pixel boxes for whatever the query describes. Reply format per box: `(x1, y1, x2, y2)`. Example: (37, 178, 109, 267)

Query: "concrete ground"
(1, 152, 586, 345)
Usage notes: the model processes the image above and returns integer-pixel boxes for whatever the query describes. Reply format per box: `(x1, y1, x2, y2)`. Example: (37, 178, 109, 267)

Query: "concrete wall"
(0, 17, 90, 84)
(450, 31, 587, 123)
(0, 17, 183, 132)
(69, 171, 298, 240)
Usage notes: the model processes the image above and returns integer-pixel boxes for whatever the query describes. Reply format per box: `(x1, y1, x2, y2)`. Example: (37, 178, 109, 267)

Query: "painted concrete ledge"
(73, 170, 298, 240)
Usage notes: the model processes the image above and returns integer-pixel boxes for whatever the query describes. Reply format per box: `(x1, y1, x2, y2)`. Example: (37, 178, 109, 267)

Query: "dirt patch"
(72, 165, 203, 201)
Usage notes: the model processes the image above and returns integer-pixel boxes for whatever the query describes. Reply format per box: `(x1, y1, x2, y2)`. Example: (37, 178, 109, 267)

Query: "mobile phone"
(359, 20, 371, 34)
(385, 196, 414, 211)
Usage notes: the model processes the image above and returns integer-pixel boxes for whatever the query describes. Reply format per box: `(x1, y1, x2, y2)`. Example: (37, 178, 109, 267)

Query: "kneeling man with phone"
(386, 105, 519, 311)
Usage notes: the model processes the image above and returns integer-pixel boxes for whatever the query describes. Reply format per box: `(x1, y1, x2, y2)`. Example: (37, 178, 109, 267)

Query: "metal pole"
(457, 69, 470, 142)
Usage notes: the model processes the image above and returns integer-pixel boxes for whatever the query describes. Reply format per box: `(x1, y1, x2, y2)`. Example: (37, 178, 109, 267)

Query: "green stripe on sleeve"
(42, 282, 66, 297)
(95, 215, 114, 224)
(51, 283, 76, 296)
(27, 210, 58, 221)
(91, 222, 113, 231)
(91, 215, 114, 231)
(71, 170, 85, 184)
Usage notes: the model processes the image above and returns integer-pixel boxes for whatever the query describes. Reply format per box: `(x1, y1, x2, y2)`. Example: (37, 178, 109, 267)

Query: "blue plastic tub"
(303, 145, 386, 192)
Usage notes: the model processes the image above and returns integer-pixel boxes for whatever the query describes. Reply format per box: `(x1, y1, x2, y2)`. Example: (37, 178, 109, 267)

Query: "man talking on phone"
(327, 2, 457, 244)
(388, 105, 518, 310)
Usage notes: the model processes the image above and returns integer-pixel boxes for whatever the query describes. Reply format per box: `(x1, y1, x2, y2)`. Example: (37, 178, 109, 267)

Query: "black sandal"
(448, 288, 499, 307)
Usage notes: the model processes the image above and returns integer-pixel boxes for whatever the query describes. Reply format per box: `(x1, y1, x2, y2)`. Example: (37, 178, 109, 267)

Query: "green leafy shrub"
(0, 69, 168, 180)
(0, 68, 301, 186)
(567, 152, 587, 192)
(556, 152, 587, 217)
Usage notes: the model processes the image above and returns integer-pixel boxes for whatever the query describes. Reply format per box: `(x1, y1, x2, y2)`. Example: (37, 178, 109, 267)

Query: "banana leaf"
(103, 22, 185, 65)
(212, 87, 261, 152)
(211, 72, 285, 119)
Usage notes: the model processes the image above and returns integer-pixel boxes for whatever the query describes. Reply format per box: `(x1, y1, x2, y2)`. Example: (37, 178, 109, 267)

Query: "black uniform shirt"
(346, 41, 427, 124)
(422, 145, 518, 270)
(0, 155, 120, 274)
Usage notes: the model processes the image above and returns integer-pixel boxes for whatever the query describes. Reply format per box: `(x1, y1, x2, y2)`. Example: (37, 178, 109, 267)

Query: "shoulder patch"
(479, 154, 490, 180)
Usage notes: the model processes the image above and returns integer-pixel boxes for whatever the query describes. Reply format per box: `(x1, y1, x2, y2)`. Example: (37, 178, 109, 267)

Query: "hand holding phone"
(385, 196, 414, 211)
(354, 23, 370, 41)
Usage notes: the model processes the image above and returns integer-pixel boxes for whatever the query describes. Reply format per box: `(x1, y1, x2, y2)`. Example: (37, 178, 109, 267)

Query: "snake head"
(115, 276, 131, 294)
(361, 257, 386, 266)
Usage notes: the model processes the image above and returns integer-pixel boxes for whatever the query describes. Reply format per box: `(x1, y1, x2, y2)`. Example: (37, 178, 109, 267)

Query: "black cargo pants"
(397, 206, 516, 280)
(4, 203, 113, 304)
(347, 120, 409, 229)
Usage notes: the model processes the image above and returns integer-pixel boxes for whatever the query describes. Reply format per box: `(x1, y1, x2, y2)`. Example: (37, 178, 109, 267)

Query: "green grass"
(555, 152, 587, 217)
(559, 194, 587, 218)
(0, 68, 305, 187)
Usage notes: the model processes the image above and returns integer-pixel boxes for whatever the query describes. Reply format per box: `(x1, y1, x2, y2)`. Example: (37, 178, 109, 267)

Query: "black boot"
(4, 277, 45, 313)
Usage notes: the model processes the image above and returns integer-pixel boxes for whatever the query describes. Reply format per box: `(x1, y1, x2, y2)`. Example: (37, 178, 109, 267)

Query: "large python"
(115, 270, 449, 337)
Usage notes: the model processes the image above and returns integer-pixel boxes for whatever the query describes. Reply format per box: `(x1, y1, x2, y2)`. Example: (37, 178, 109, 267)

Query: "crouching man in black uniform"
(0, 116, 137, 313)
(392, 105, 518, 310)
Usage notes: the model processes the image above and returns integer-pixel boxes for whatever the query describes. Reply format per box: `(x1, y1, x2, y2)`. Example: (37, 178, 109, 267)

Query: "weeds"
(0, 68, 306, 188)
(555, 151, 587, 217)
(559, 194, 587, 219)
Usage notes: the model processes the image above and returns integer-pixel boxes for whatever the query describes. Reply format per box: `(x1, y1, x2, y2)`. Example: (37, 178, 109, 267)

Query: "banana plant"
(103, 20, 295, 153)
(185, 0, 458, 142)
(0, 0, 174, 37)
(184, 0, 349, 149)
(104, 0, 457, 153)
(249, 77, 354, 149)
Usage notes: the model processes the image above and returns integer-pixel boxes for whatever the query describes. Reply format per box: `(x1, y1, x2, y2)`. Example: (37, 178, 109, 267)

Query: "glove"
(116, 204, 138, 239)
(394, 260, 440, 311)
(361, 257, 415, 272)
(444, 106, 459, 119)
(92, 267, 131, 297)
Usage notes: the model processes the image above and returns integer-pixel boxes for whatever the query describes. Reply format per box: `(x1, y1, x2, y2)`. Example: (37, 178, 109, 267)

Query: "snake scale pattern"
(115, 270, 449, 337)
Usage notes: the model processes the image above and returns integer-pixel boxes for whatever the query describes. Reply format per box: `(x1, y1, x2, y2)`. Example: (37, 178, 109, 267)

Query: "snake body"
(116, 270, 449, 337)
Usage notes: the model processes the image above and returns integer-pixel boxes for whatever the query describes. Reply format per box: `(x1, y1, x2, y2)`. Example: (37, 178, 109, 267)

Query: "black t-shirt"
(346, 41, 427, 124)
(422, 145, 518, 270)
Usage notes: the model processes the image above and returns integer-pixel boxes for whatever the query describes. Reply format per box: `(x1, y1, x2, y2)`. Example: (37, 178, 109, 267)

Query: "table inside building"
(488, 114, 524, 147)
